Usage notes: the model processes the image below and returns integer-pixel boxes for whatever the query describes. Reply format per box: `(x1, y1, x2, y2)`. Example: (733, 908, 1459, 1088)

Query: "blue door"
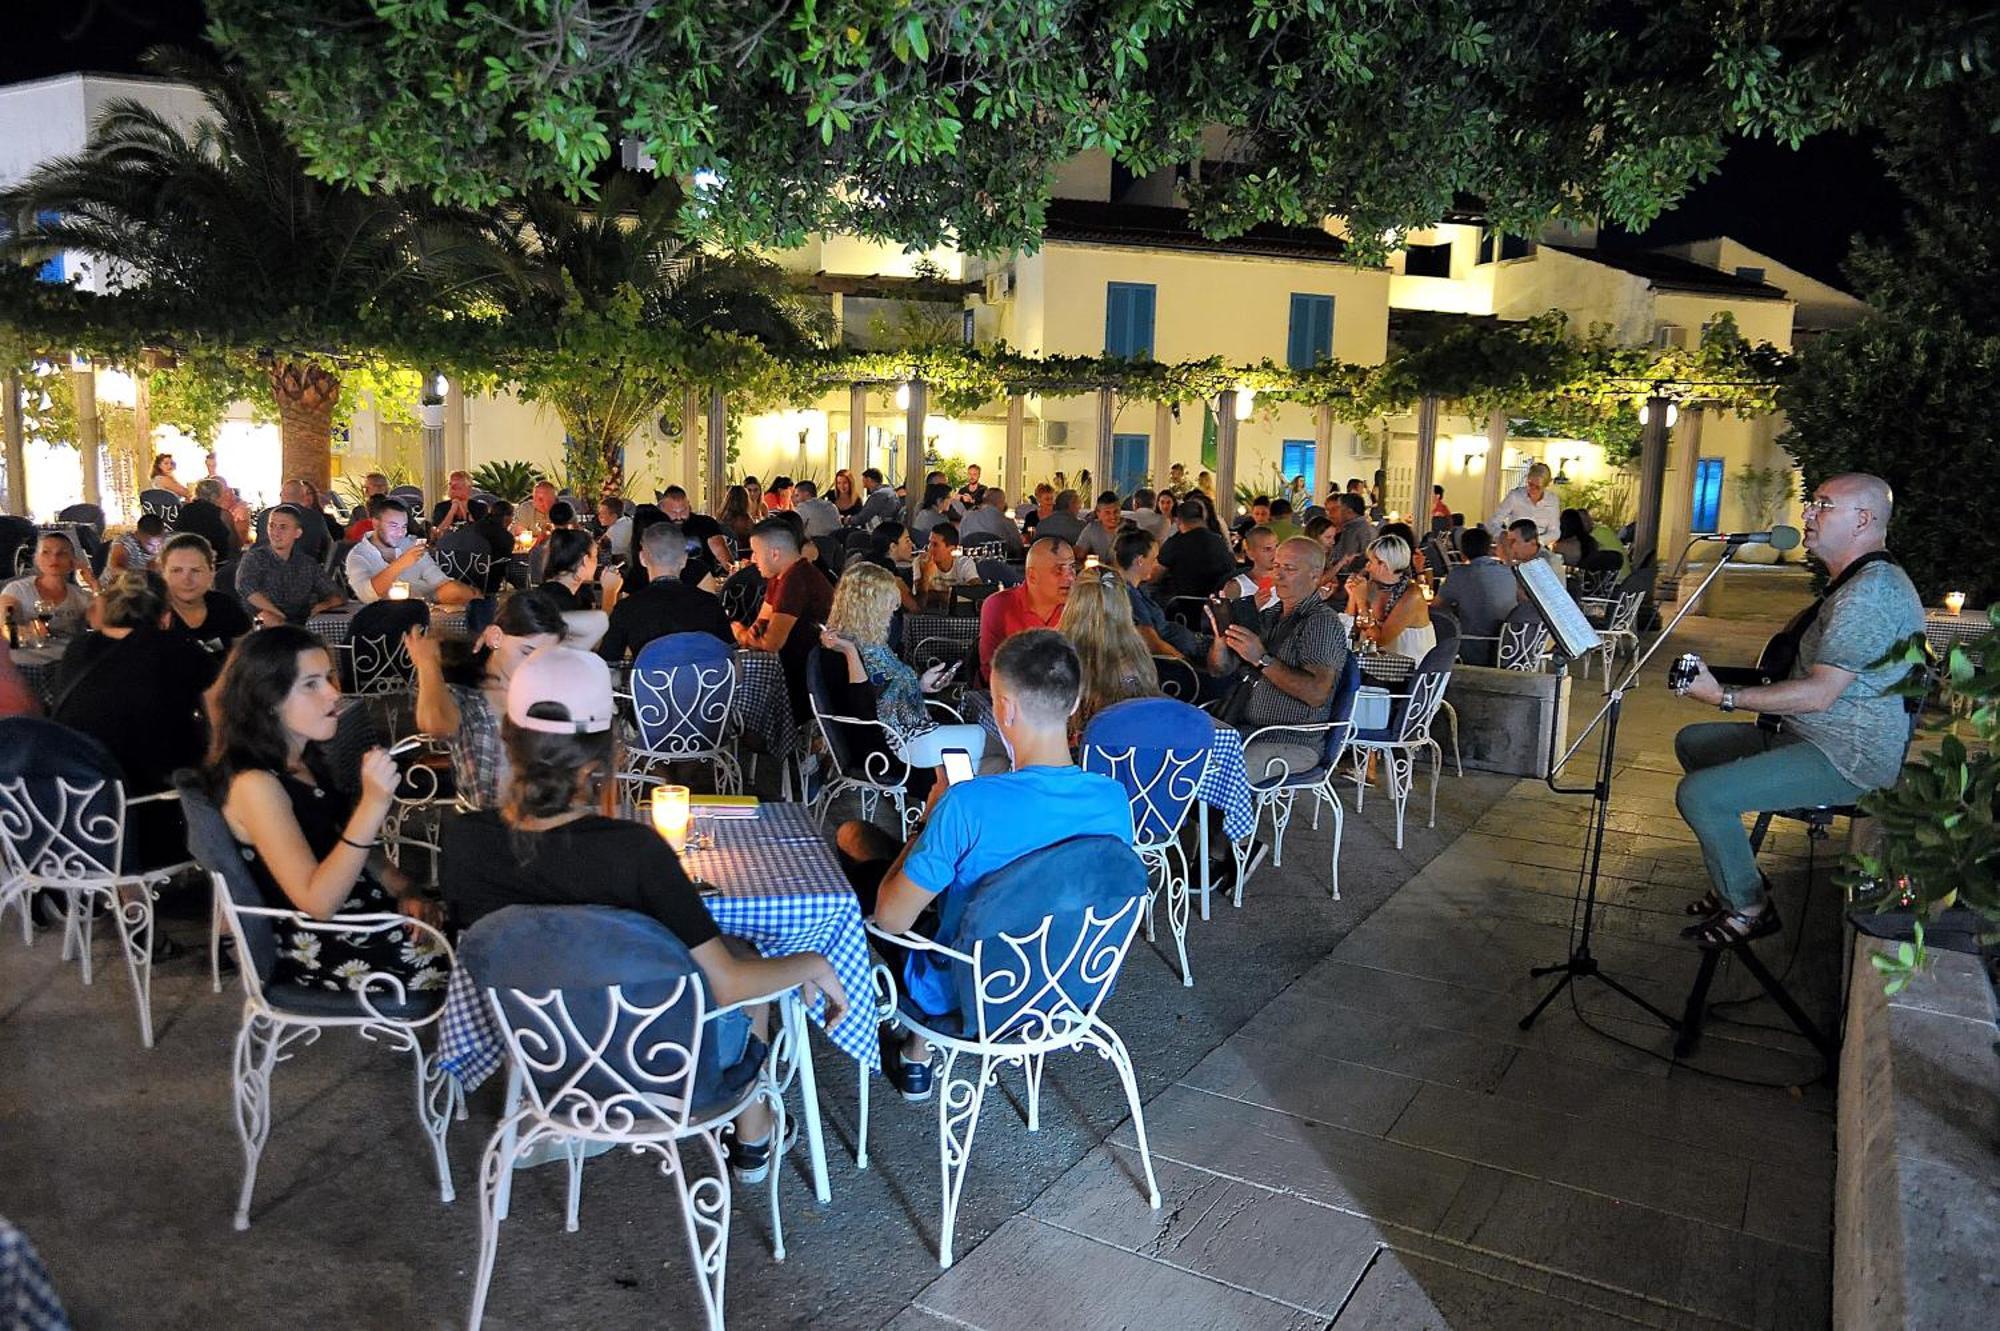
(1111, 434, 1149, 497)
(1281, 439, 1317, 494)
(1691, 456, 1724, 533)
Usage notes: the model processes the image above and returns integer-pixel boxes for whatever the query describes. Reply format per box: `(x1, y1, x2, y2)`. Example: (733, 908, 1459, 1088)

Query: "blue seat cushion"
(265, 984, 446, 1023)
(460, 905, 763, 1110)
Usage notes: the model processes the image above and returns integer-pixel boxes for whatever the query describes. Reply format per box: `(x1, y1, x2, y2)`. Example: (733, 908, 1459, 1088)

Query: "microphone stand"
(1517, 539, 1746, 1034)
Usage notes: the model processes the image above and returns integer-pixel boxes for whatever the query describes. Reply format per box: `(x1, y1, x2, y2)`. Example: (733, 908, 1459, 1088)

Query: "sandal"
(1682, 890, 1725, 918)
(1688, 904, 1781, 950)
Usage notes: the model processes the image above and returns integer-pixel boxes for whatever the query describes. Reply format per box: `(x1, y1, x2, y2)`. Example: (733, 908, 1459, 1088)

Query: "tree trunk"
(601, 440, 624, 502)
(269, 360, 341, 494)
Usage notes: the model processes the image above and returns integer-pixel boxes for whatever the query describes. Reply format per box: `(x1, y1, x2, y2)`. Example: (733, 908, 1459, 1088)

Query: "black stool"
(1675, 800, 1854, 1075)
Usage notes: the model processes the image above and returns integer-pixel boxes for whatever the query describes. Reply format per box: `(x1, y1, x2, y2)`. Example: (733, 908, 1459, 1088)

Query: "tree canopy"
(206, 1, 1999, 254)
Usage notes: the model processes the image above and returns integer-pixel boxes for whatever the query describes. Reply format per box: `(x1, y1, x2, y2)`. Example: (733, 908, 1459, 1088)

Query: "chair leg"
(1268, 791, 1295, 870)
(1023, 1052, 1046, 1133)
(782, 993, 833, 1204)
(1439, 702, 1463, 777)
(1161, 845, 1193, 987)
(855, 1070, 872, 1171)
(493, 1064, 523, 1222)
(109, 886, 155, 1049)
(1427, 741, 1442, 830)
(563, 1140, 584, 1232)
(670, 1135, 733, 1331)
(1093, 1023, 1162, 1210)
(764, 1084, 789, 1263)
(413, 1040, 456, 1205)
(1325, 789, 1346, 901)
(209, 884, 225, 994)
(936, 1049, 993, 1270)
(1385, 749, 1413, 849)
(469, 1114, 533, 1331)
(231, 1012, 282, 1230)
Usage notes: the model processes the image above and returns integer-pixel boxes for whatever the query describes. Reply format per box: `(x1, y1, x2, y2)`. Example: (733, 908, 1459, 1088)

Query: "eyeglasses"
(1801, 498, 1860, 516)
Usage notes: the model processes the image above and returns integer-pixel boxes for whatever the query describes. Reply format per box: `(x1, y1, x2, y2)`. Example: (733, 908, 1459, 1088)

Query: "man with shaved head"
(977, 534, 1075, 682)
(1673, 472, 1923, 948)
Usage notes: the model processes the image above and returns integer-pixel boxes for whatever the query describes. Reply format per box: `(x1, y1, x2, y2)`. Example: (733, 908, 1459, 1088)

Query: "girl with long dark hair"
(208, 626, 447, 994)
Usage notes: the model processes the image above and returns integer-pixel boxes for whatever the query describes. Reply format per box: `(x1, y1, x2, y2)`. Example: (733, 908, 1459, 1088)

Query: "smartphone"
(941, 748, 975, 786)
(936, 658, 964, 685)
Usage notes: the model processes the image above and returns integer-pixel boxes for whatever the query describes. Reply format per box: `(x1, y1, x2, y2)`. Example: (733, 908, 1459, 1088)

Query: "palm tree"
(0, 50, 463, 491)
(465, 171, 830, 499)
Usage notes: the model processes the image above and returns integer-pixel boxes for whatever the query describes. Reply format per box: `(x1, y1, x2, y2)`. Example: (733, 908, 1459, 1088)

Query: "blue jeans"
(1673, 722, 1867, 910)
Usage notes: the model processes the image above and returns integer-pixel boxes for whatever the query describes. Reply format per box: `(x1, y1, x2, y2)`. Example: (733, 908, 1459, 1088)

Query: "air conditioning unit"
(1652, 323, 1688, 350)
(983, 268, 1016, 304)
(1044, 421, 1069, 449)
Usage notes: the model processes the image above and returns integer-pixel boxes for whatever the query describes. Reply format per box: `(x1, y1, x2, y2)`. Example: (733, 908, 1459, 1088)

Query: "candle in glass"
(1946, 590, 1967, 616)
(388, 581, 412, 601)
(651, 785, 691, 851)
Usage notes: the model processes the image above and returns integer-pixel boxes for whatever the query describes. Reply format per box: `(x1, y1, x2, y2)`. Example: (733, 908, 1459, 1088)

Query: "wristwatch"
(1257, 653, 1274, 671)
(1719, 689, 1737, 713)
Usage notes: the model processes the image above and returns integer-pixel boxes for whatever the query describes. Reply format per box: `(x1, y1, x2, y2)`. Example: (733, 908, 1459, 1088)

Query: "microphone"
(1694, 525, 1801, 551)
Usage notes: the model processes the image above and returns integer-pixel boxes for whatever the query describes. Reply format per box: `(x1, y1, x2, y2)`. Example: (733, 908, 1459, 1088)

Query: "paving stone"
(1384, 1080, 1754, 1229)
(1030, 1145, 1385, 1316)
(913, 1217, 1324, 1331)
(1206, 994, 1520, 1094)
(1109, 1083, 1474, 1233)
(1436, 1166, 1831, 1329)
(1330, 1246, 1661, 1329)
(1177, 1034, 1425, 1135)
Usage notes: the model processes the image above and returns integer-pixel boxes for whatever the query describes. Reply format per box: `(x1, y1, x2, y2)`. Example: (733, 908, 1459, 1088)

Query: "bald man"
(976, 535, 1075, 682)
(1673, 472, 1923, 947)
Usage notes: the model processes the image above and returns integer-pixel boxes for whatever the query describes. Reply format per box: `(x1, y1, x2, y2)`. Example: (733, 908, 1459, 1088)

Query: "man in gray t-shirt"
(1672, 473, 1924, 946)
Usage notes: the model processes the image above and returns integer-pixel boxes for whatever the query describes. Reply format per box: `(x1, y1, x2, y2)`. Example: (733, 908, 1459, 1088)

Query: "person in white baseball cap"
(440, 643, 849, 1184)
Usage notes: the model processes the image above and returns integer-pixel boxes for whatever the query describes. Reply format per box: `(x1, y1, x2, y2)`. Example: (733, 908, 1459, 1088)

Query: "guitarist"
(1672, 473, 1923, 948)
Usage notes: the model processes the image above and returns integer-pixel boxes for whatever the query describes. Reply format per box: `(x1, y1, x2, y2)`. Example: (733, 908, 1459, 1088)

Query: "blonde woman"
(1059, 567, 1159, 735)
(1343, 534, 1437, 660)
(816, 561, 983, 773)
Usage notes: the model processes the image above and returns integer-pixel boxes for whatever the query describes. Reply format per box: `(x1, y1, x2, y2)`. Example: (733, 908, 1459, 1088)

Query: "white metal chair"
(173, 772, 457, 1230)
(346, 598, 431, 695)
(857, 835, 1159, 1268)
(1496, 615, 1553, 672)
(0, 718, 195, 1048)
(1579, 589, 1643, 690)
(622, 632, 744, 797)
(804, 647, 960, 835)
(460, 906, 799, 1331)
(1348, 640, 1456, 849)
(1079, 698, 1215, 987)
(1243, 654, 1361, 902)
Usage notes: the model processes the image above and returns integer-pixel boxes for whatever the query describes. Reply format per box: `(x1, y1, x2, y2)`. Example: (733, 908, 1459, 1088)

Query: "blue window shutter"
(1281, 439, 1316, 482)
(1111, 434, 1149, 495)
(1106, 283, 1156, 358)
(1287, 294, 1334, 369)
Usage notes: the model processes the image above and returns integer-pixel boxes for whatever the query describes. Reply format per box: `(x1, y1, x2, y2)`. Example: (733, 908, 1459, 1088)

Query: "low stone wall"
(1442, 665, 1573, 778)
(1834, 936, 2000, 1329)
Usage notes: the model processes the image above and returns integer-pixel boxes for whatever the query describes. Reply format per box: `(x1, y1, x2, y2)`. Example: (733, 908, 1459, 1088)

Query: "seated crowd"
(3, 461, 1633, 1164)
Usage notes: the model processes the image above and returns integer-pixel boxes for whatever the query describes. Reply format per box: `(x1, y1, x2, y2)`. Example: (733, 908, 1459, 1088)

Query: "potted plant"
(1843, 621, 2000, 992)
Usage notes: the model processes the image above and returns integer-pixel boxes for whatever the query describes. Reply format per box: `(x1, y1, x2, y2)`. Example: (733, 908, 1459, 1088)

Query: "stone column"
(902, 381, 929, 523)
(73, 365, 101, 508)
(1481, 408, 1508, 522)
(1215, 390, 1240, 524)
(1630, 395, 1673, 573)
(444, 379, 469, 477)
(1312, 404, 1333, 507)
(848, 382, 868, 478)
(1005, 393, 1026, 500)
(680, 389, 701, 495)
(2, 372, 25, 515)
(705, 388, 728, 514)
(1093, 387, 1115, 496)
(1411, 393, 1440, 525)
(1153, 400, 1173, 490)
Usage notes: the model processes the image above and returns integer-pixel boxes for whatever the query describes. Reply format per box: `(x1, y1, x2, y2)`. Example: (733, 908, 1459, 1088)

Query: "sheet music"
(1515, 558, 1604, 660)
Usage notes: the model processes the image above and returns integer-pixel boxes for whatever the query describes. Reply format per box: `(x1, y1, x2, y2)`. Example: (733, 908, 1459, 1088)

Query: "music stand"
(1515, 547, 1743, 1035)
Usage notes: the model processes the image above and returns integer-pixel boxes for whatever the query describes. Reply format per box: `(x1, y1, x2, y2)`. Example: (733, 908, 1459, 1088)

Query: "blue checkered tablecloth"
(1924, 608, 1991, 657)
(439, 802, 876, 1092)
(0, 1217, 68, 1331)
(956, 691, 1254, 843)
(731, 650, 798, 761)
(9, 646, 61, 707)
(308, 605, 469, 645)
(901, 612, 980, 667)
(1356, 653, 1415, 686)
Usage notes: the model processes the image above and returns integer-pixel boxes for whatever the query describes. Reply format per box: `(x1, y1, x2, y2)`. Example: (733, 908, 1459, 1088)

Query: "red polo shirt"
(977, 583, 1065, 682)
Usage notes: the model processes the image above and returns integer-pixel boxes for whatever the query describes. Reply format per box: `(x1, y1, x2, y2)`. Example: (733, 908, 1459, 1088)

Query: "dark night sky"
(9, 2, 1904, 294)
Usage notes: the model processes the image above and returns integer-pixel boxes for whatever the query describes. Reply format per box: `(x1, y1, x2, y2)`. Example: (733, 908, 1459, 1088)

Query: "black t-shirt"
(676, 513, 729, 585)
(440, 810, 721, 948)
(599, 577, 734, 660)
(1157, 527, 1237, 600)
(164, 590, 253, 660)
(538, 581, 583, 612)
(52, 628, 212, 792)
(175, 499, 238, 561)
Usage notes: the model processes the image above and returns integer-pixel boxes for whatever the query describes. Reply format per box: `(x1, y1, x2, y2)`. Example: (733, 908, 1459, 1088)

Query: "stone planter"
(1441, 665, 1573, 778)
